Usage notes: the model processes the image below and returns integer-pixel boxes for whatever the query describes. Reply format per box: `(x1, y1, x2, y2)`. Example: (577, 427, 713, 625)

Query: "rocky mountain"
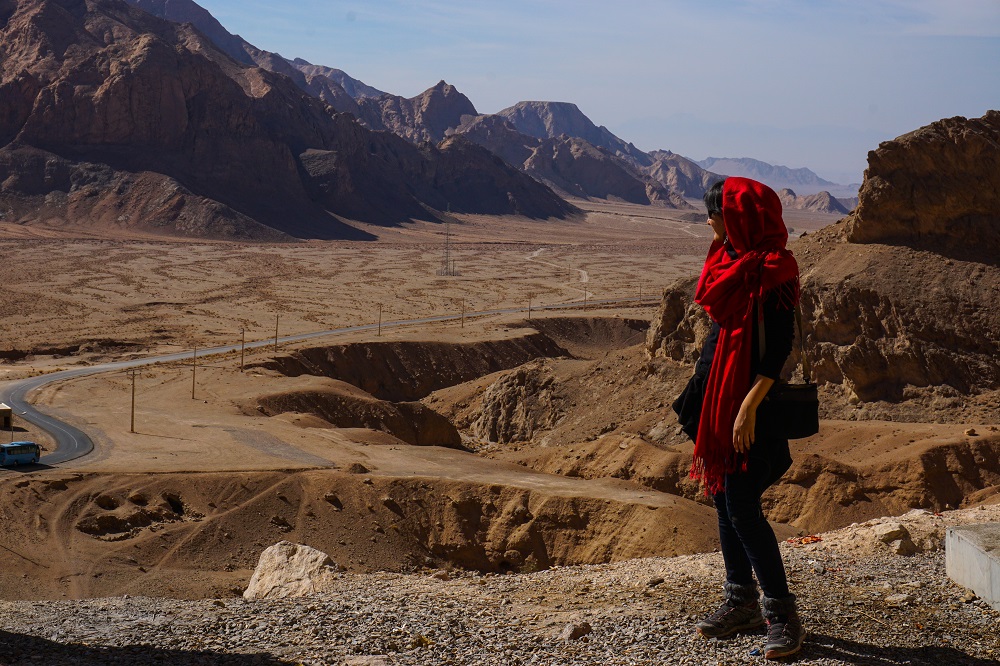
(0, 0, 574, 239)
(127, 0, 484, 146)
(287, 58, 384, 99)
(645, 151, 723, 198)
(522, 136, 683, 206)
(453, 115, 687, 207)
(356, 80, 478, 144)
(126, 0, 382, 112)
(777, 188, 851, 215)
(649, 111, 1000, 421)
(695, 156, 854, 197)
(123, 0, 731, 205)
(496, 101, 653, 168)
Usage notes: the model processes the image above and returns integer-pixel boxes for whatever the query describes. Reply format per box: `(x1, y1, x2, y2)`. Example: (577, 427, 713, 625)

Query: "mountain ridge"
(0, 0, 575, 239)
(695, 156, 856, 196)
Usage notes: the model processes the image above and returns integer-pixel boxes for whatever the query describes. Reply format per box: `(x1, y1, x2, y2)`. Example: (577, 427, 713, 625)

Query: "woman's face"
(707, 212, 726, 243)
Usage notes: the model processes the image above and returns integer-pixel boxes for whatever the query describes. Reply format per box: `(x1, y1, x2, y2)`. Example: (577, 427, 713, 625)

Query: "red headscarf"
(691, 177, 799, 494)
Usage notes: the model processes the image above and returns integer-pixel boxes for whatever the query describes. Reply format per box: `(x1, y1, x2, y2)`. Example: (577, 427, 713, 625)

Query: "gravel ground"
(1, 535, 998, 666)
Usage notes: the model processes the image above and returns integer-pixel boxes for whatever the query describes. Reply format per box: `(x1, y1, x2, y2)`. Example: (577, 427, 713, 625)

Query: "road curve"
(0, 297, 656, 466)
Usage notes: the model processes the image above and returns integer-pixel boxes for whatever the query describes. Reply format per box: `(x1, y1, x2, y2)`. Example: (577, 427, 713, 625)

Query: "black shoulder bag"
(755, 298, 820, 440)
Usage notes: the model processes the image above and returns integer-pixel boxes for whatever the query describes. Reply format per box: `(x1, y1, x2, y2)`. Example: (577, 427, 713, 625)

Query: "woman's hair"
(703, 179, 726, 217)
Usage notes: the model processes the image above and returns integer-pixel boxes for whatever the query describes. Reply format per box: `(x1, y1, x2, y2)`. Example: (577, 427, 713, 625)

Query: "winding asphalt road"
(0, 297, 656, 466)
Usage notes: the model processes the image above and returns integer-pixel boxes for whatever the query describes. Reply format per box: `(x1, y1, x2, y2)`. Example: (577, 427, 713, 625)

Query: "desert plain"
(0, 202, 860, 597)
(1, 200, 996, 605)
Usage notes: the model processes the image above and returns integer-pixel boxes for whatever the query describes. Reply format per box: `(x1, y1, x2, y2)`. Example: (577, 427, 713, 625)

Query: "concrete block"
(946, 523, 1000, 610)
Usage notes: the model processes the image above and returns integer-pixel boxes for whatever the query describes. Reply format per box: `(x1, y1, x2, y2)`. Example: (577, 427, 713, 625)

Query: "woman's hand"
(733, 374, 774, 453)
(733, 405, 756, 453)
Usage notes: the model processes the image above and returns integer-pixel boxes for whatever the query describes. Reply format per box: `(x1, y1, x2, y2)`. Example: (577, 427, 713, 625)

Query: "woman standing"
(674, 177, 804, 659)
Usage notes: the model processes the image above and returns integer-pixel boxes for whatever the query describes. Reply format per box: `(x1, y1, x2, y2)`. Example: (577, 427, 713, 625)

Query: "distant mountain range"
(695, 157, 861, 198)
(126, 0, 859, 212)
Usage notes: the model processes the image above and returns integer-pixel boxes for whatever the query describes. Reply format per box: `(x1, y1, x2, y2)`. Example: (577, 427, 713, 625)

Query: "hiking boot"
(762, 594, 804, 659)
(695, 582, 764, 638)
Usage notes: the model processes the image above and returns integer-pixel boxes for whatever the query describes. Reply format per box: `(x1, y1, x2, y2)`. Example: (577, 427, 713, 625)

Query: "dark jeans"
(713, 439, 792, 600)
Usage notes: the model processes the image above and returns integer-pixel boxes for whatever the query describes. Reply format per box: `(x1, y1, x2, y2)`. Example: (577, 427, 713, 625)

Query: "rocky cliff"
(0, 0, 573, 238)
(845, 111, 1000, 255)
(647, 112, 1000, 422)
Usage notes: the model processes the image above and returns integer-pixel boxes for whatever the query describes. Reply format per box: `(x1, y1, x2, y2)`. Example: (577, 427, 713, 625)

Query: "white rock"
(873, 522, 910, 544)
(243, 541, 339, 600)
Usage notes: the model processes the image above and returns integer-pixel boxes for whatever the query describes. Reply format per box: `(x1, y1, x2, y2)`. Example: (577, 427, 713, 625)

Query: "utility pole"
(240, 328, 245, 372)
(130, 369, 136, 433)
(528, 292, 534, 320)
(274, 314, 279, 351)
(583, 290, 588, 311)
(461, 298, 465, 328)
(191, 346, 197, 400)
(377, 304, 382, 336)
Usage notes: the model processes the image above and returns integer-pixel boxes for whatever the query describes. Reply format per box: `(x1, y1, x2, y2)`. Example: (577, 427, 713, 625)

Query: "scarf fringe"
(689, 452, 750, 496)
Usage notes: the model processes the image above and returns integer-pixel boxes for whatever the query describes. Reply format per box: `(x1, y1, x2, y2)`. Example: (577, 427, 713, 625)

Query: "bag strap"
(794, 304, 812, 382)
(756, 262, 812, 382)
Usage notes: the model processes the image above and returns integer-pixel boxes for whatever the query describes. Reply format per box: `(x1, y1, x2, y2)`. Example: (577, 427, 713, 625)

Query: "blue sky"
(198, 0, 999, 184)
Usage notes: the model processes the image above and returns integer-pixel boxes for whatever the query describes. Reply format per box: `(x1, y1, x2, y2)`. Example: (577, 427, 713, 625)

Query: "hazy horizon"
(197, 0, 999, 185)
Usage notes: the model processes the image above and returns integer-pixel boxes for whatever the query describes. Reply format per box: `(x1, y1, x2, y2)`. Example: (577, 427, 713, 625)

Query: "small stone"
(965, 428, 978, 436)
(647, 577, 665, 588)
(962, 591, 978, 603)
(431, 571, 450, 581)
(886, 593, 914, 607)
(558, 621, 592, 641)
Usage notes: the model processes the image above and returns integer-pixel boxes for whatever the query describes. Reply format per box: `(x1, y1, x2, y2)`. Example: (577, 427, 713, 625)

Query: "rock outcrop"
(471, 362, 559, 444)
(0, 0, 574, 237)
(845, 111, 1000, 255)
(244, 541, 340, 600)
(648, 112, 1000, 419)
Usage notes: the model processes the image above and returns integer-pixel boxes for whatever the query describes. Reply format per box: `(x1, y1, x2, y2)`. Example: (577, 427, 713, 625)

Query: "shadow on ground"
(0, 630, 295, 665)
(806, 633, 999, 666)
